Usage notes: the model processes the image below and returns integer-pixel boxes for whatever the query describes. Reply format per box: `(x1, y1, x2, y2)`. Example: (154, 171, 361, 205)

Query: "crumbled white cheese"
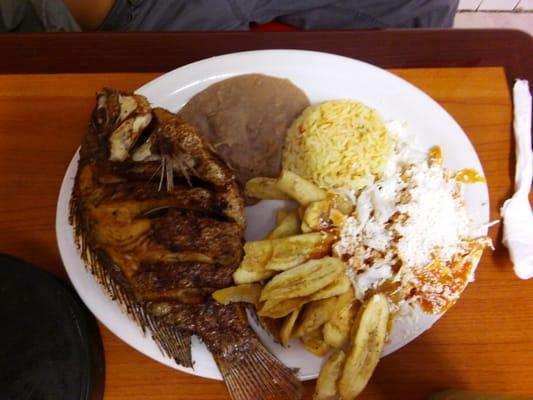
(395, 162, 472, 268)
(352, 263, 393, 301)
(334, 125, 484, 309)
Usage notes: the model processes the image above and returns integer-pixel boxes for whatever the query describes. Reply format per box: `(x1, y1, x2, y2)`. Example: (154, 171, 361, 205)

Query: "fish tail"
(214, 341, 302, 400)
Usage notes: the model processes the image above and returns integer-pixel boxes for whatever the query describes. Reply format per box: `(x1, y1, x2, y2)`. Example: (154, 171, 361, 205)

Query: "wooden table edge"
(0, 29, 531, 87)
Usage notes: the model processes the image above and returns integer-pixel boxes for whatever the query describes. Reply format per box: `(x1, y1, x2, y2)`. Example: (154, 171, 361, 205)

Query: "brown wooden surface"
(0, 66, 531, 399)
(0, 30, 532, 85)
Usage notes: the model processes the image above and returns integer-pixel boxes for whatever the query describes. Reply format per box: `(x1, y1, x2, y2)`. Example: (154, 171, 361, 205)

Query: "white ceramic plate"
(56, 50, 489, 381)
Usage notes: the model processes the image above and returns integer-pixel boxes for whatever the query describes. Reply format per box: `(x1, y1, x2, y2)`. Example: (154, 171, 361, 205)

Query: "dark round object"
(0, 254, 105, 400)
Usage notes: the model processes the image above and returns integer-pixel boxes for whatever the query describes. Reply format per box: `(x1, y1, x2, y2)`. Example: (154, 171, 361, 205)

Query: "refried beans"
(178, 74, 310, 186)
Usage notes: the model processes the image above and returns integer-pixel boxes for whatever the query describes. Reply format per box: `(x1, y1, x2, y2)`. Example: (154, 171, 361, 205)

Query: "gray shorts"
(1, 0, 458, 32)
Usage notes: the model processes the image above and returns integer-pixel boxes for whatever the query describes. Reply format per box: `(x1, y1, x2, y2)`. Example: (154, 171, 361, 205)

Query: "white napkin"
(501, 80, 533, 280)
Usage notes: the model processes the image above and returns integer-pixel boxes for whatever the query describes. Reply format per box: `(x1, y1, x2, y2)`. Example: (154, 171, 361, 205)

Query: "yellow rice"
(282, 100, 393, 190)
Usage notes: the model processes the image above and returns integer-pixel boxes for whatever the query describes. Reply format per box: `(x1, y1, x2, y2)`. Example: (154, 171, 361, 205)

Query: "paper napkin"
(501, 80, 533, 280)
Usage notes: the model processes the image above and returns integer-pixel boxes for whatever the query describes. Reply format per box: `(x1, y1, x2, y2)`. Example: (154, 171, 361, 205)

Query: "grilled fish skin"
(71, 88, 301, 400)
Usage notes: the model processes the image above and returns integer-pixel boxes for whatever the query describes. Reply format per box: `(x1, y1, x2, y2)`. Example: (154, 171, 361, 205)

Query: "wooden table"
(0, 30, 532, 400)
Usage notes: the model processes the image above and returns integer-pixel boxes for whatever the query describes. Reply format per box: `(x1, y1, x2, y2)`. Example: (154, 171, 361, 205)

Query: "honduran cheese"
(334, 125, 490, 313)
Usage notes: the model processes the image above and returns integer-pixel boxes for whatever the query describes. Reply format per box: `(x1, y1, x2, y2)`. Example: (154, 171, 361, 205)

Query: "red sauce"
(413, 245, 483, 314)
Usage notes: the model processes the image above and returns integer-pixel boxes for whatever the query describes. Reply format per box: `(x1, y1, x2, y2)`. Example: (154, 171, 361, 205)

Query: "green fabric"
(0, 0, 80, 32)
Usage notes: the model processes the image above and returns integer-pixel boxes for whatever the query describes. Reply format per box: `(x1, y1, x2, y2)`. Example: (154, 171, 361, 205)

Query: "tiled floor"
(458, 0, 533, 10)
(455, 0, 533, 36)
(454, 11, 533, 36)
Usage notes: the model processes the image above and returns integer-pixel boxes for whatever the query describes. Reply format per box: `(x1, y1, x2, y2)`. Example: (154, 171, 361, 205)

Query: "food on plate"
(267, 209, 301, 239)
(211, 283, 262, 307)
(251, 154, 489, 397)
(232, 240, 275, 284)
(233, 232, 336, 284)
(333, 138, 492, 314)
(280, 308, 301, 347)
(294, 297, 339, 339)
(71, 88, 301, 400)
(259, 257, 345, 304)
(312, 294, 389, 400)
(311, 295, 388, 400)
(322, 290, 357, 349)
(258, 296, 310, 319)
(179, 74, 310, 186)
(231, 96, 492, 398)
(70, 76, 492, 400)
(245, 176, 290, 200)
(276, 208, 292, 224)
(302, 195, 354, 232)
(313, 349, 346, 400)
(229, 170, 366, 396)
(282, 100, 394, 191)
(338, 294, 389, 400)
(245, 168, 330, 206)
(454, 168, 486, 183)
(276, 169, 326, 205)
(266, 232, 335, 271)
(301, 328, 331, 357)
(231, 171, 358, 354)
(308, 274, 351, 301)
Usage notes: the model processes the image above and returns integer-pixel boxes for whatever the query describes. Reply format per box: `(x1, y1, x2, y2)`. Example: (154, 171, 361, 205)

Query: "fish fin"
(150, 322, 193, 368)
(214, 341, 302, 400)
(70, 196, 193, 368)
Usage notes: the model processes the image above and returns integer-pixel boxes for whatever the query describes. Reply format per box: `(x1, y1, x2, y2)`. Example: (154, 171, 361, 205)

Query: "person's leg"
(276, 0, 459, 29)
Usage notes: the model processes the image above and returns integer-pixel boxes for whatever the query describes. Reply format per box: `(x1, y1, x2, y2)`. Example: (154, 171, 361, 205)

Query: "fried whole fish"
(71, 88, 302, 400)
